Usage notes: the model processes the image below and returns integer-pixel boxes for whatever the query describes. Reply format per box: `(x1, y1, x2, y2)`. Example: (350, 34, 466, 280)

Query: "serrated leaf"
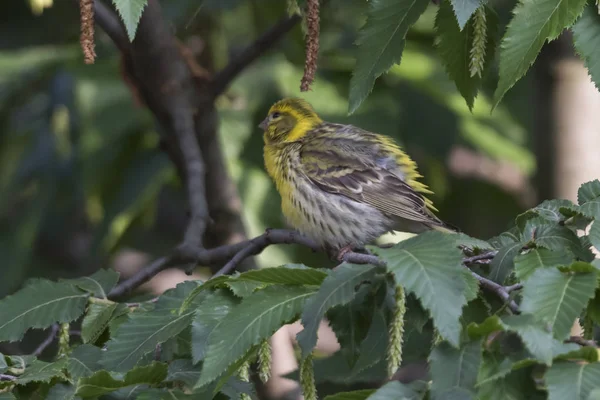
(135, 388, 196, 399)
(102, 281, 199, 372)
(476, 353, 514, 387)
(493, 0, 588, 106)
(191, 289, 239, 364)
(525, 222, 593, 261)
(0, 279, 88, 342)
(67, 344, 103, 380)
(223, 280, 265, 298)
(521, 265, 598, 340)
(534, 199, 577, 222)
(166, 359, 201, 387)
(351, 310, 388, 375)
(589, 221, 600, 252)
(366, 380, 428, 400)
(197, 285, 316, 388)
(375, 231, 467, 346)
(236, 265, 328, 286)
(435, 1, 497, 109)
(477, 367, 538, 400)
(573, 5, 600, 92)
(348, 0, 430, 113)
(326, 283, 375, 368)
(455, 233, 493, 251)
(578, 180, 600, 205)
(75, 362, 167, 397)
(429, 340, 481, 398)
(450, 0, 486, 29)
(82, 301, 117, 344)
(15, 358, 67, 385)
(545, 362, 600, 400)
(514, 248, 573, 281)
(112, 0, 148, 42)
(489, 241, 523, 284)
(500, 314, 554, 365)
(297, 263, 381, 358)
(66, 268, 120, 298)
(324, 389, 375, 400)
(0, 354, 7, 373)
(45, 384, 78, 400)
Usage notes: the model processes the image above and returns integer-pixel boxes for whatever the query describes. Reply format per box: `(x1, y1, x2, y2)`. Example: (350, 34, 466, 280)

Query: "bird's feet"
(336, 245, 354, 262)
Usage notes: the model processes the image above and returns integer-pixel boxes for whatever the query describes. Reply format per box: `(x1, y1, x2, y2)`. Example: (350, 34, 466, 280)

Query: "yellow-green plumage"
(260, 98, 454, 250)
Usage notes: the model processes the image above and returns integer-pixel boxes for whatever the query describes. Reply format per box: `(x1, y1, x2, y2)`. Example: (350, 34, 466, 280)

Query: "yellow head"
(259, 98, 323, 144)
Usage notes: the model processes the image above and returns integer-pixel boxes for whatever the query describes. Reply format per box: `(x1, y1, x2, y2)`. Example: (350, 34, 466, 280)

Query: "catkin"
(469, 7, 487, 78)
(300, 355, 317, 400)
(387, 285, 406, 378)
(258, 339, 272, 383)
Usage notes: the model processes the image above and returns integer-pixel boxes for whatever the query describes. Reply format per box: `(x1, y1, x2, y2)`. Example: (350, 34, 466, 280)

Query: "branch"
(32, 324, 59, 357)
(567, 336, 598, 348)
(93, 0, 129, 53)
(0, 374, 16, 381)
(210, 14, 302, 98)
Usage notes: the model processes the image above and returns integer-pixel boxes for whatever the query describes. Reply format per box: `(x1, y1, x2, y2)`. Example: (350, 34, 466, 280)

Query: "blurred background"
(1, 0, 599, 396)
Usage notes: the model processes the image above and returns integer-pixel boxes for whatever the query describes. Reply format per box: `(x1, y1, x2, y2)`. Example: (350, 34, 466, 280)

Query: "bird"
(259, 97, 455, 259)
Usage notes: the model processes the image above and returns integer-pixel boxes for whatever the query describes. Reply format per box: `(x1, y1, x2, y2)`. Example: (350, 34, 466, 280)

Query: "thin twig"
(32, 324, 59, 357)
(0, 374, 16, 381)
(470, 272, 520, 314)
(92, 0, 129, 53)
(210, 14, 302, 97)
(505, 283, 523, 293)
(79, 0, 96, 63)
(108, 255, 176, 299)
(300, 0, 320, 91)
(463, 250, 498, 264)
(566, 336, 598, 347)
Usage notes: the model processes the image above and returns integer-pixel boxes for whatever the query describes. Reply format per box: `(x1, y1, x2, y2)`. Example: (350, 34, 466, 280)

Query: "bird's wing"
(299, 133, 440, 224)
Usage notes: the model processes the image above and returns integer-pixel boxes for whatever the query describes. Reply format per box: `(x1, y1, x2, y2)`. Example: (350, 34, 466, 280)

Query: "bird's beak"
(258, 118, 268, 131)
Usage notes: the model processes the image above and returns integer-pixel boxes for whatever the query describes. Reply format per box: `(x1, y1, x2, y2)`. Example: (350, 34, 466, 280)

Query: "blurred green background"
(0, 0, 538, 301)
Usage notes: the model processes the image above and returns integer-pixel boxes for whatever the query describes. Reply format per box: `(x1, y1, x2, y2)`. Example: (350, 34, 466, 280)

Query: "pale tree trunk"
(533, 32, 600, 338)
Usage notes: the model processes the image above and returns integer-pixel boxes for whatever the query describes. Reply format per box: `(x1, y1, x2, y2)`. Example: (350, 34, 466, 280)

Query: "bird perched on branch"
(259, 98, 455, 259)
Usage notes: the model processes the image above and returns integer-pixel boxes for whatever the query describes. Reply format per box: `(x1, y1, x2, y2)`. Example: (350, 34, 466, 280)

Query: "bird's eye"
(271, 112, 281, 119)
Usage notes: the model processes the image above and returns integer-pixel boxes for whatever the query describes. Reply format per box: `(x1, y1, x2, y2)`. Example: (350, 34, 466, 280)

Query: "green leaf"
(435, 1, 497, 109)
(500, 314, 554, 365)
(0, 279, 88, 342)
(375, 231, 469, 346)
(477, 367, 540, 400)
(489, 241, 523, 284)
(493, 0, 587, 106)
(67, 344, 103, 380)
(0, 394, 16, 400)
(326, 284, 376, 368)
(236, 264, 328, 286)
(429, 340, 481, 397)
(521, 265, 598, 340)
(467, 315, 503, 339)
(75, 362, 167, 397)
(351, 310, 389, 375)
(525, 222, 593, 261)
(81, 301, 117, 344)
(135, 388, 196, 399)
(476, 353, 514, 387)
(222, 280, 265, 298)
(66, 268, 120, 298)
(297, 263, 381, 358)
(578, 180, 600, 205)
(588, 289, 600, 325)
(197, 285, 316, 388)
(589, 221, 600, 252)
(166, 359, 201, 387)
(45, 384, 78, 400)
(573, 5, 600, 92)
(546, 362, 600, 400)
(15, 358, 67, 385)
(191, 289, 239, 364)
(348, 0, 430, 113)
(366, 380, 428, 399)
(112, 0, 148, 42)
(0, 354, 7, 373)
(514, 248, 573, 281)
(102, 281, 199, 372)
(324, 390, 375, 400)
(450, 0, 486, 29)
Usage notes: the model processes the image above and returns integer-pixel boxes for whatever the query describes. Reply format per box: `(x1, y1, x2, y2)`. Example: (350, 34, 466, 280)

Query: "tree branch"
(0, 374, 16, 381)
(31, 324, 59, 357)
(210, 14, 302, 98)
(567, 335, 598, 348)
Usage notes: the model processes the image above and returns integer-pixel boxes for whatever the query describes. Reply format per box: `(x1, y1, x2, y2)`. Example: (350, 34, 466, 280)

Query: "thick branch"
(210, 14, 302, 98)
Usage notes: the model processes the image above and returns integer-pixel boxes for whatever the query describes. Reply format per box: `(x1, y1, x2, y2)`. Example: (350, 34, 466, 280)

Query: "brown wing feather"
(299, 136, 442, 225)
